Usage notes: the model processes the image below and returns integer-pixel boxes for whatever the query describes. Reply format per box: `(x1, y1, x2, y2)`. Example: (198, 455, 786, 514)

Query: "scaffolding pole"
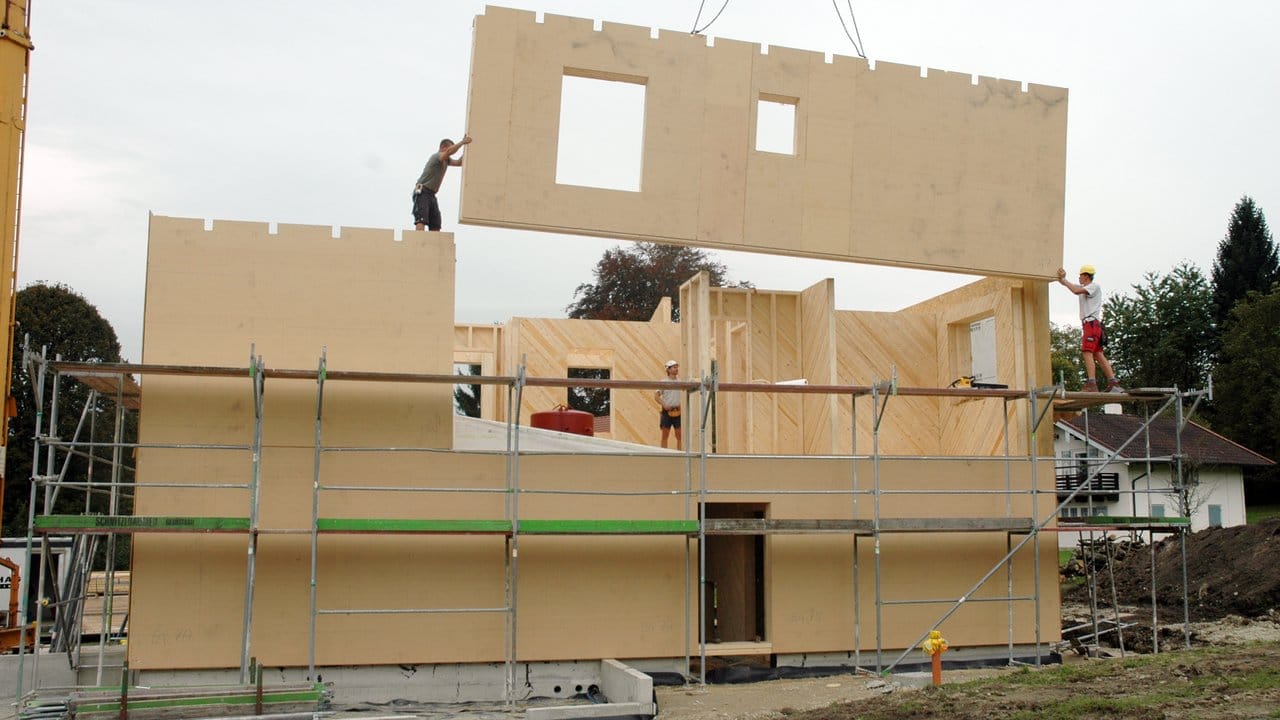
(16, 353, 1220, 705)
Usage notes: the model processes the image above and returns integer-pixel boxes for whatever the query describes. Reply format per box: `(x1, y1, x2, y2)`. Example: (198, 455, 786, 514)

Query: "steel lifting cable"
(691, 0, 708, 32)
(832, 0, 867, 58)
(846, 0, 867, 56)
(692, 0, 731, 34)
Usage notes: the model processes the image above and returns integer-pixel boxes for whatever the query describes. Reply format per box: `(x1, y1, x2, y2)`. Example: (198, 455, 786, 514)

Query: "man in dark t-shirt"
(413, 135, 471, 231)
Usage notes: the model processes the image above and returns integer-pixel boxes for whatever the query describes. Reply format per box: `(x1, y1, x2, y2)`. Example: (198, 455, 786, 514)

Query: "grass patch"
(974, 662, 1112, 688)
(1058, 549, 1074, 567)
(1005, 695, 1159, 720)
(1228, 666, 1280, 690)
(1246, 504, 1280, 524)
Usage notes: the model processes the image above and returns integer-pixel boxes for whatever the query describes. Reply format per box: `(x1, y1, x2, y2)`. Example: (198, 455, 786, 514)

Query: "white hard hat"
(665, 360, 678, 368)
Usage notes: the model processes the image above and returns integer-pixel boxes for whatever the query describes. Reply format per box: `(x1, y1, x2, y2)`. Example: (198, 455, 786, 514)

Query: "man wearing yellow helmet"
(1056, 265, 1122, 393)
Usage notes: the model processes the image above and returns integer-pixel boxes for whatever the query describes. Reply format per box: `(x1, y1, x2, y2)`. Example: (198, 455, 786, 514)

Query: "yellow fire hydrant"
(920, 630, 949, 686)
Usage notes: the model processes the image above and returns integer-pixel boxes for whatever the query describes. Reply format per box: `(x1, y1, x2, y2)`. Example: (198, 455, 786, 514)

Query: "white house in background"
(1052, 413, 1274, 548)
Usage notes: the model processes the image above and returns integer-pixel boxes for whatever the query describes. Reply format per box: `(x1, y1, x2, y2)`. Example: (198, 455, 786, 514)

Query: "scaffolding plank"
(34, 515, 250, 533)
(316, 518, 512, 534)
(1053, 388, 1170, 412)
(51, 360, 251, 378)
(1041, 524, 1185, 534)
(703, 518, 871, 535)
(1062, 515, 1190, 526)
(702, 517, 1036, 535)
(517, 519, 698, 535)
(72, 373, 142, 410)
(70, 683, 326, 718)
(877, 517, 1036, 532)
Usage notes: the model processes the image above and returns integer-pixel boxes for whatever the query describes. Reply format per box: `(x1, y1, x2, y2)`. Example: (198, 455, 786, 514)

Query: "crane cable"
(692, 0, 864, 59)
(832, 0, 867, 58)
(691, 0, 731, 34)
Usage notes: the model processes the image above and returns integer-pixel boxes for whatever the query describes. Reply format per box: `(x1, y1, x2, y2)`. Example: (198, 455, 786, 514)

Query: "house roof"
(1058, 414, 1274, 467)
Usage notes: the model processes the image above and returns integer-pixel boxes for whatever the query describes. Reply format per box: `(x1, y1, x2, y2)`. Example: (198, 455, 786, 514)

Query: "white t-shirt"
(1078, 282, 1103, 322)
(659, 380, 681, 410)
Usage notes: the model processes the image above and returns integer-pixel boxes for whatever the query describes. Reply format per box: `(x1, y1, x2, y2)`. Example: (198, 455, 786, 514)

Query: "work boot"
(1082, 379, 1099, 392)
(1107, 378, 1124, 394)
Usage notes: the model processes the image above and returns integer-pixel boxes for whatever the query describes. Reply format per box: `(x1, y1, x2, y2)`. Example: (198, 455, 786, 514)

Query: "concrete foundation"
(0, 650, 77, 704)
(135, 659, 636, 706)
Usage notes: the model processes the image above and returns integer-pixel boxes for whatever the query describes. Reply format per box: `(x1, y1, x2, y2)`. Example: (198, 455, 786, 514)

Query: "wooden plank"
(700, 640, 773, 657)
(878, 517, 1035, 532)
(34, 515, 250, 533)
(703, 518, 871, 534)
(702, 517, 1036, 534)
(1063, 515, 1189, 527)
(1054, 389, 1169, 412)
(72, 373, 142, 410)
(518, 519, 698, 535)
(316, 518, 512, 534)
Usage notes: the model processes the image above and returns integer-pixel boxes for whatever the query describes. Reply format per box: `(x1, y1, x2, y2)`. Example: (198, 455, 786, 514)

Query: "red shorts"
(1081, 319, 1105, 353)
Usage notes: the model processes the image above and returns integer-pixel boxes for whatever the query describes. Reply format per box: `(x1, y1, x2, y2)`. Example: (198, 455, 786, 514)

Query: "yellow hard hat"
(1079, 264, 1096, 276)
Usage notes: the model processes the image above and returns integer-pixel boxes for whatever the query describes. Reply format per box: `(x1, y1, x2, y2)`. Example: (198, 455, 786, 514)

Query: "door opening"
(701, 502, 767, 643)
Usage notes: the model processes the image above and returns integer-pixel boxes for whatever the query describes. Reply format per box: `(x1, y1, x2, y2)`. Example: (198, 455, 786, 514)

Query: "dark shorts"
(660, 409, 681, 429)
(412, 189, 441, 230)
(1081, 319, 1106, 353)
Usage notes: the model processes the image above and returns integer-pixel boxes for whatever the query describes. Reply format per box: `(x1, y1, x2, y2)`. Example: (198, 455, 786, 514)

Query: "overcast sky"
(18, 1, 1279, 364)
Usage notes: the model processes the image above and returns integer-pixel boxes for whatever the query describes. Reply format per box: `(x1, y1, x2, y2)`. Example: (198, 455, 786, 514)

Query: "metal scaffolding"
(16, 346, 1206, 708)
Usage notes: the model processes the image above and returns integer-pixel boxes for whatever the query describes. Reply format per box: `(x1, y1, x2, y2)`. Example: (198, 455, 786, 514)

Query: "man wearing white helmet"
(1056, 264, 1122, 393)
(654, 360, 683, 450)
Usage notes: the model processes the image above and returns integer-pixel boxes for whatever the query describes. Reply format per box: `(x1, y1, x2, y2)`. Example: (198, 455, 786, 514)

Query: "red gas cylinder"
(530, 405, 594, 436)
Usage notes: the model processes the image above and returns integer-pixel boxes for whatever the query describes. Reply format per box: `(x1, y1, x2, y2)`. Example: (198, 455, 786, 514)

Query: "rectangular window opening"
(453, 363, 482, 418)
(755, 94, 797, 155)
(1208, 504, 1223, 527)
(556, 71, 647, 192)
(968, 316, 997, 384)
(567, 367, 611, 418)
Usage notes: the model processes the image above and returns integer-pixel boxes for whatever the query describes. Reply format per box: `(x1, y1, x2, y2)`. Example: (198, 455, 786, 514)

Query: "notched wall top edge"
(479, 4, 1065, 94)
(149, 215, 452, 244)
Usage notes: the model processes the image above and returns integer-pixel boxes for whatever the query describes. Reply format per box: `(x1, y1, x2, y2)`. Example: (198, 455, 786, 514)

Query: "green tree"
(5, 283, 132, 537)
(453, 363, 481, 418)
(1104, 262, 1214, 391)
(1208, 285, 1280, 477)
(1050, 322, 1084, 390)
(1210, 196, 1278, 336)
(566, 242, 748, 321)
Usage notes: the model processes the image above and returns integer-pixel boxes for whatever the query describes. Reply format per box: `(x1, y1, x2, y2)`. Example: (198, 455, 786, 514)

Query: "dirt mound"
(778, 643, 1280, 720)
(1065, 517, 1280, 621)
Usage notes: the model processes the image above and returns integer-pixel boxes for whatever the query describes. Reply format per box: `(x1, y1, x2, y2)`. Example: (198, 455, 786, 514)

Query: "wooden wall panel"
(799, 280, 838, 454)
(134, 217, 457, 670)
(462, 7, 1067, 278)
(136, 452, 1058, 667)
(834, 310, 939, 455)
(902, 278, 1045, 457)
(742, 292, 806, 454)
(706, 456, 1059, 654)
(504, 314, 679, 445)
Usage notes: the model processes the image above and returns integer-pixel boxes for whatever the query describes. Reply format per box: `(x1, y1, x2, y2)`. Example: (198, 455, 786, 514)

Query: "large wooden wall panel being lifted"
(462, 6, 1067, 278)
